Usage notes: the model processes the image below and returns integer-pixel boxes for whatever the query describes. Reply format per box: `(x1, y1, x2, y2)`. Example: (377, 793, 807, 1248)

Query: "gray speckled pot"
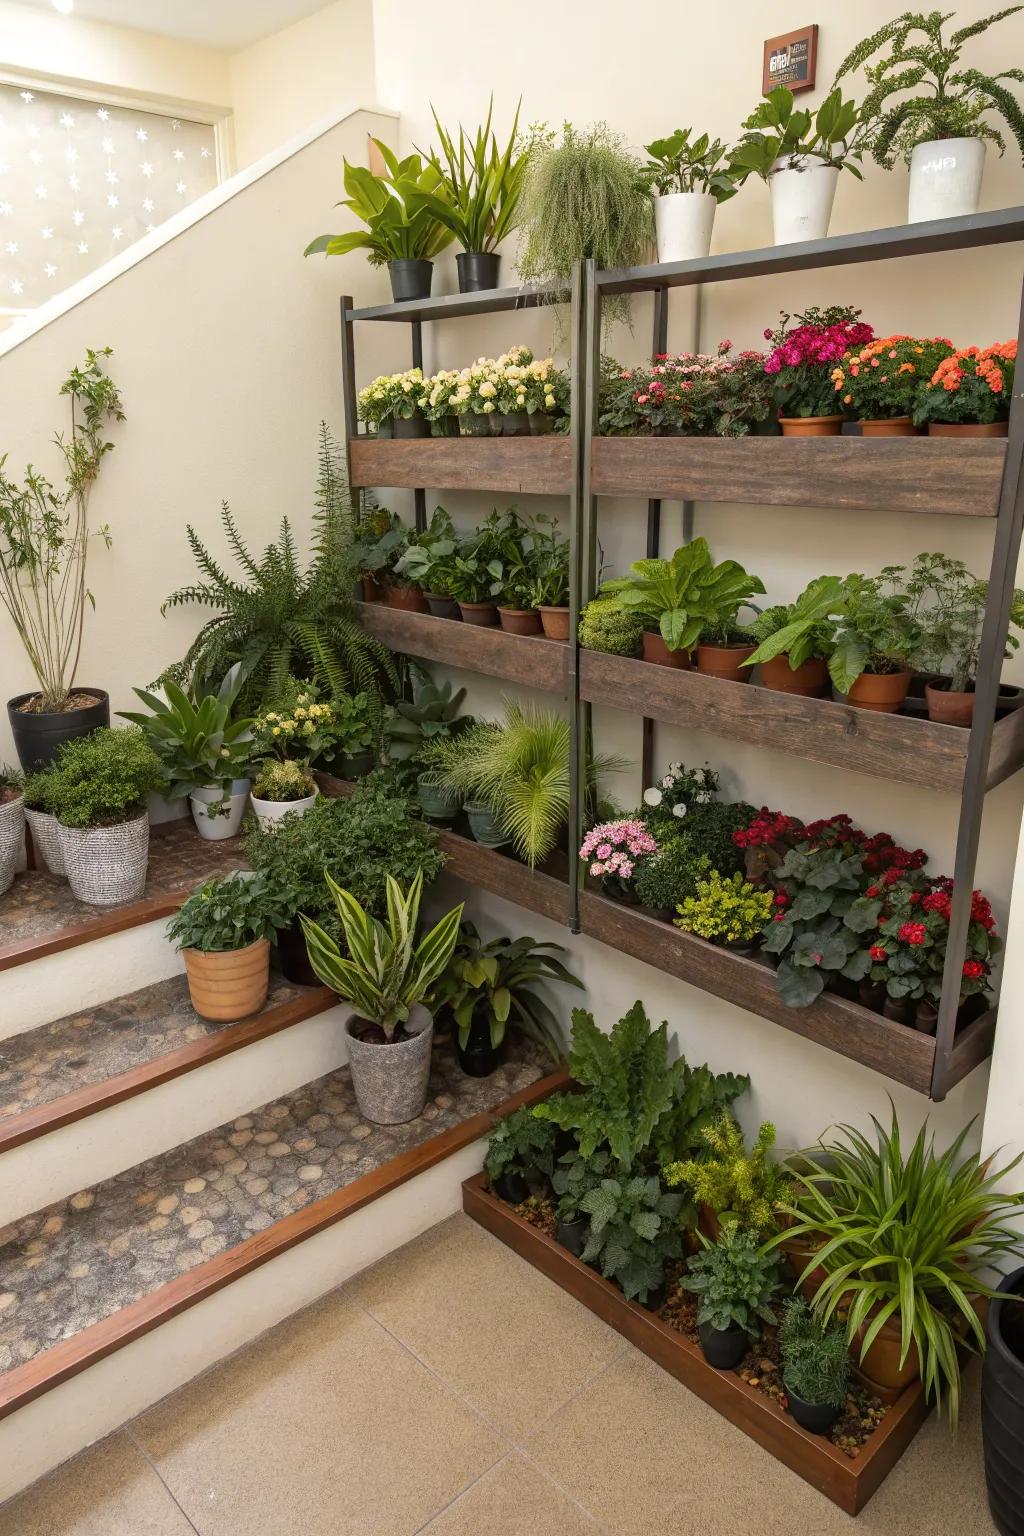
(58, 811, 150, 906)
(0, 793, 25, 895)
(344, 1004, 433, 1125)
(25, 806, 65, 877)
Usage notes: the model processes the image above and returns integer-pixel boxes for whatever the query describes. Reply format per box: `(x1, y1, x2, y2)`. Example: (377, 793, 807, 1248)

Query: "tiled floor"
(0, 1212, 995, 1536)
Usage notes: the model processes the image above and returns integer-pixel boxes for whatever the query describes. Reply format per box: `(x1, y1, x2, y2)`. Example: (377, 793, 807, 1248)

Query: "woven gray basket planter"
(0, 794, 25, 896)
(25, 806, 66, 877)
(58, 811, 150, 906)
(344, 1005, 433, 1125)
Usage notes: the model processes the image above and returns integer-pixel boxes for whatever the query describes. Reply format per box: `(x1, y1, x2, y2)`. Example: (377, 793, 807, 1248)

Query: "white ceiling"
(18, 0, 340, 51)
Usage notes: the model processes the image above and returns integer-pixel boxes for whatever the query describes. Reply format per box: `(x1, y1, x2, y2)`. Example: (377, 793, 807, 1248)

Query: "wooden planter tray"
(358, 602, 569, 694)
(463, 1172, 930, 1515)
(349, 435, 574, 495)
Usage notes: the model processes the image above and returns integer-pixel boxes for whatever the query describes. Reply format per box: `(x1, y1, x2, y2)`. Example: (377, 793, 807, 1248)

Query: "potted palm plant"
(834, 9, 1024, 223)
(49, 727, 162, 906)
(304, 144, 454, 302)
(301, 871, 463, 1125)
(640, 127, 740, 263)
(600, 539, 765, 669)
(168, 873, 288, 1022)
(731, 87, 866, 244)
(2, 349, 124, 770)
(0, 764, 24, 896)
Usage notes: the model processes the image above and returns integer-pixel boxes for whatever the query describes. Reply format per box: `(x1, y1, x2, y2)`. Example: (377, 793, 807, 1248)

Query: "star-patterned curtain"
(0, 82, 219, 323)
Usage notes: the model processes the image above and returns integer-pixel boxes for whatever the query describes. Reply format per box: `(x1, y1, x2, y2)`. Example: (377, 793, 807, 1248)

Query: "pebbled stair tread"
(0, 974, 305, 1127)
(0, 1038, 548, 1375)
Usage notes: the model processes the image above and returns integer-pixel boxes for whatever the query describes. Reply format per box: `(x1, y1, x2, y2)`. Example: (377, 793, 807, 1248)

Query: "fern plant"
(159, 424, 397, 724)
(833, 8, 1024, 167)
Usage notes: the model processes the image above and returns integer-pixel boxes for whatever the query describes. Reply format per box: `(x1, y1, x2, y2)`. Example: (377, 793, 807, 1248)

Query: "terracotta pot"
(385, 584, 428, 613)
(184, 937, 270, 1022)
(928, 421, 1008, 438)
(926, 681, 975, 727)
(859, 417, 916, 437)
(847, 670, 912, 714)
(779, 415, 843, 437)
(759, 653, 829, 697)
(696, 643, 755, 683)
(497, 606, 542, 636)
(539, 605, 571, 641)
(360, 575, 382, 603)
(855, 1311, 921, 1393)
(915, 999, 939, 1036)
(458, 601, 499, 626)
(780, 1235, 830, 1304)
(642, 631, 691, 668)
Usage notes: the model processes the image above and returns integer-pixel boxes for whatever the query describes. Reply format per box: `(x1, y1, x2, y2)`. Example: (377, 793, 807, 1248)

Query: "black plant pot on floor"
(785, 1387, 841, 1435)
(493, 1170, 529, 1205)
(983, 1265, 1024, 1535)
(456, 251, 500, 292)
(697, 1320, 748, 1370)
(277, 918, 320, 988)
(388, 258, 433, 302)
(8, 688, 109, 771)
(556, 1214, 589, 1257)
(454, 1015, 504, 1078)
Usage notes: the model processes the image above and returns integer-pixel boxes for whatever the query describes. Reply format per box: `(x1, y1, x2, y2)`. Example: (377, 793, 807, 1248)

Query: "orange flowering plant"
(831, 335, 953, 422)
(914, 342, 1017, 428)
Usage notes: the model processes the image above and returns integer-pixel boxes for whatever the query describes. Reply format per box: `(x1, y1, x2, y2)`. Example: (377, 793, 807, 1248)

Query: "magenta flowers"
(763, 305, 874, 420)
(579, 819, 658, 881)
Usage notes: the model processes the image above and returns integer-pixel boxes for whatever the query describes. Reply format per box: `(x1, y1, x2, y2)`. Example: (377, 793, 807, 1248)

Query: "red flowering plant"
(830, 335, 953, 422)
(764, 306, 874, 419)
(599, 343, 774, 438)
(863, 876, 999, 1007)
(732, 806, 803, 882)
(913, 342, 1017, 428)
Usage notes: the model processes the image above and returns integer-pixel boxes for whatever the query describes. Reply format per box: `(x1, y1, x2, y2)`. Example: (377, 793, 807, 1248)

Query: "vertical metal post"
(930, 286, 1024, 1100)
(339, 296, 357, 460)
(411, 318, 426, 531)
(569, 260, 598, 933)
(641, 287, 670, 786)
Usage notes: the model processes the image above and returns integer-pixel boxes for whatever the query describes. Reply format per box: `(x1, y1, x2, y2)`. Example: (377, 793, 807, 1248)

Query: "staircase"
(0, 823, 561, 1504)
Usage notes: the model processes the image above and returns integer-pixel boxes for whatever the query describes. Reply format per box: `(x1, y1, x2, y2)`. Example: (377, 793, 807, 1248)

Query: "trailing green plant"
(632, 837, 711, 912)
(120, 663, 254, 798)
(252, 758, 315, 802)
(664, 1116, 793, 1233)
(578, 597, 643, 657)
(304, 144, 454, 265)
(300, 870, 463, 1040)
(600, 540, 765, 655)
(166, 872, 289, 953)
(674, 870, 774, 945)
(833, 8, 1024, 167)
(580, 1174, 686, 1303)
(903, 550, 1024, 691)
(731, 85, 867, 181)
(681, 1224, 783, 1337)
(779, 1297, 851, 1409)
(0, 349, 124, 713)
(780, 1107, 1024, 1426)
(640, 127, 740, 199)
(484, 1104, 558, 1187)
(743, 577, 844, 674)
(159, 425, 396, 723)
(46, 726, 161, 829)
(429, 921, 578, 1061)
(418, 97, 530, 254)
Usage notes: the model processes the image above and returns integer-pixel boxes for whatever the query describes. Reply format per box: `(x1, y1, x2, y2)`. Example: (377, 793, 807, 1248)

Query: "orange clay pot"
(695, 643, 756, 683)
(361, 575, 382, 602)
(859, 417, 916, 436)
(759, 653, 829, 697)
(497, 606, 542, 636)
(779, 415, 843, 437)
(642, 631, 691, 668)
(847, 670, 913, 713)
(854, 1311, 921, 1394)
(539, 606, 572, 641)
(458, 601, 499, 626)
(385, 584, 428, 613)
(926, 681, 975, 727)
(184, 938, 270, 1023)
(928, 421, 1008, 438)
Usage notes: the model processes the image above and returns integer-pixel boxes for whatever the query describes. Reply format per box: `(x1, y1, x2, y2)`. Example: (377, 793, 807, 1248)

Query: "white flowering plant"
(641, 761, 720, 825)
(357, 368, 427, 427)
(420, 369, 461, 423)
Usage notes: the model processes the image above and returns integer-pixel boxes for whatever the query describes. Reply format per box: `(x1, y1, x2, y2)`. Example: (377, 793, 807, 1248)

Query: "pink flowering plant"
(599, 343, 773, 438)
(579, 818, 659, 899)
(764, 306, 874, 419)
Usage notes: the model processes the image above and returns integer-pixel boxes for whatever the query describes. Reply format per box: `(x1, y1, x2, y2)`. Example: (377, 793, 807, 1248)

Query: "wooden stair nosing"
(0, 1066, 569, 1423)
(0, 986, 336, 1155)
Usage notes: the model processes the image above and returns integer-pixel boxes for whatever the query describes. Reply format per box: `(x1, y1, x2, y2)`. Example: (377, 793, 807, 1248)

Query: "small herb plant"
(48, 727, 161, 829)
(600, 540, 765, 655)
(525, 515, 570, 609)
(167, 873, 288, 953)
(580, 1174, 686, 1303)
(640, 128, 740, 200)
(681, 1224, 783, 1337)
(331, 692, 376, 757)
(484, 1105, 557, 1188)
(663, 1116, 793, 1234)
(252, 759, 315, 803)
(304, 145, 454, 266)
(578, 598, 643, 657)
(779, 1297, 851, 1408)
(828, 570, 922, 692)
(731, 86, 867, 180)
(551, 1146, 614, 1222)
(904, 550, 1024, 691)
(633, 839, 711, 913)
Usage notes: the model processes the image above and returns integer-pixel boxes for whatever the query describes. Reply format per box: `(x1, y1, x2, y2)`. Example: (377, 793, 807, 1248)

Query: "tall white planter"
(190, 779, 250, 841)
(908, 137, 985, 223)
(654, 191, 716, 263)
(769, 159, 839, 245)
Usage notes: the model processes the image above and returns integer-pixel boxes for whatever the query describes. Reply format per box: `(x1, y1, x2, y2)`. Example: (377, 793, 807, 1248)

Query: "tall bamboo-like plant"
(0, 349, 124, 711)
(833, 8, 1024, 167)
(417, 97, 530, 254)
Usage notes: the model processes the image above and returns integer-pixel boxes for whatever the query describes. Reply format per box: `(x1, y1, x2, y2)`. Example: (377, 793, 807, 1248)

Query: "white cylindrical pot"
(654, 191, 716, 263)
(344, 1005, 434, 1125)
(59, 811, 150, 906)
(908, 137, 985, 223)
(250, 788, 317, 832)
(769, 159, 839, 245)
(190, 779, 250, 841)
(25, 807, 66, 877)
(0, 794, 25, 895)
(147, 788, 190, 827)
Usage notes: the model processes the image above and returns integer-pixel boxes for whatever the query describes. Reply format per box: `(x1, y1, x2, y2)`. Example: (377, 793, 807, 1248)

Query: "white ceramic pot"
(189, 778, 250, 841)
(908, 137, 985, 223)
(654, 190, 716, 263)
(0, 793, 25, 895)
(147, 788, 190, 827)
(250, 787, 317, 832)
(59, 811, 150, 906)
(769, 159, 839, 245)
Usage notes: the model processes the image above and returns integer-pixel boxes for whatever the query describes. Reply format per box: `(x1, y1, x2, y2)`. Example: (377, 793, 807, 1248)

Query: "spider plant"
(418, 97, 530, 254)
(778, 1105, 1024, 1426)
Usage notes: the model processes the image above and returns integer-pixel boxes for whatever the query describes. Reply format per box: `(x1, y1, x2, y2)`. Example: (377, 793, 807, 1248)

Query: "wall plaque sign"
(763, 26, 818, 94)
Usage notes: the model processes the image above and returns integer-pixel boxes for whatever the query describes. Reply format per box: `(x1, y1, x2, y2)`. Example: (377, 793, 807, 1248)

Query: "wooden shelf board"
(349, 436, 573, 495)
(590, 436, 1004, 517)
(358, 603, 569, 693)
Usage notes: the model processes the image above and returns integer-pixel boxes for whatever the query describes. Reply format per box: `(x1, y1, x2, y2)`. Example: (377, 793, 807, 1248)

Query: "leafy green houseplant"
(731, 86, 865, 244)
(632, 837, 710, 916)
(304, 144, 454, 301)
(1, 349, 124, 770)
(600, 539, 765, 665)
(392, 508, 459, 601)
(168, 872, 289, 1023)
(827, 570, 922, 707)
(418, 98, 530, 291)
(779, 1297, 851, 1433)
(903, 550, 1024, 722)
(484, 1105, 557, 1202)
(301, 870, 463, 1124)
(250, 760, 317, 828)
(640, 127, 739, 264)
(682, 1225, 783, 1368)
(580, 1174, 686, 1304)
(47, 727, 161, 907)
(664, 1116, 793, 1236)
(742, 576, 844, 693)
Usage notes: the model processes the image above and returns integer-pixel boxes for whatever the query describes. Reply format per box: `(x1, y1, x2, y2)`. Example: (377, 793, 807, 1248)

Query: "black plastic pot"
(429, 417, 460, 437)
(388, 258, 433, 302)
(461, 414, 495, 437)
(529, 412, 555, 435)
(454, 1013, 504, 1078)
(493, 1170, 529, 1205)
(498, 411, 530, 437)
(374, 420, 394, 438)
(393, 413, 430, 439)
(277, 919, 320, 988)
(697, 1320, 748, 1370)
(983, 1266, 1024, 1535)
(423, 592, 460, 620)
(337, 749, 375, 780)
(456, 251, 500, 292)
(785, 1385, 841, 1435)
(8, 688, 109, 771)
(556, 1214, 589, 1257)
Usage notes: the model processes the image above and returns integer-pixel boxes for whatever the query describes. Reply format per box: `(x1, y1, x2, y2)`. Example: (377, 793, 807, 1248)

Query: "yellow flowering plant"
(674, 869, 773, 946)
(356, 368, 427, 428)
(251, 678, 345, 766)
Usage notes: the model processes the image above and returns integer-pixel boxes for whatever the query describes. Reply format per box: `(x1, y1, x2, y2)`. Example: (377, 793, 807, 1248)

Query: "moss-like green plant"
(49, 726, 161, 829)
(633, 836, 710, 912)
(779, 1297, 851, 1408)
(675, 870, 773, 945)
(578, 598, 643, 657)
(664, 1114, 794, 1233)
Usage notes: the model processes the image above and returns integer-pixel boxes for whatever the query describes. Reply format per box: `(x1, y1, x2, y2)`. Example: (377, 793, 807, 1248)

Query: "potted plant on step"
(763, 307, 874, 434)
(250, 760, 318, 831)
(913, 342, 1016, 438)
(743, 576, 845, 695)
(304, 145, 454, 302)
(602, 540, 765, 669)
(905, 551, 1024, 725)
(22, 767, 66, 878)
(168, 872, 289, 1022)
(681, 1224, 783, 1367)
(779, 1297, 851, 1435)
(0, 764, 24, 896)
(419, 98, 530, 292)
(664, 1115, 793, 1239)
(1, 349, 124, 770)
(301, 870, 463, 1125)
(484, 1105, 557, 1204)
(49, 727, 161, 906)
(834, 9, 1024, 223)
(731, 87, 867, 245)
(640, 127, 740, 263)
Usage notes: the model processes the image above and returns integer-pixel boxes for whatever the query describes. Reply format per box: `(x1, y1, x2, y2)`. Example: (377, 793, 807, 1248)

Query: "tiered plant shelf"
(357, 602, 569, 693)
(349, 436, 573, 496)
